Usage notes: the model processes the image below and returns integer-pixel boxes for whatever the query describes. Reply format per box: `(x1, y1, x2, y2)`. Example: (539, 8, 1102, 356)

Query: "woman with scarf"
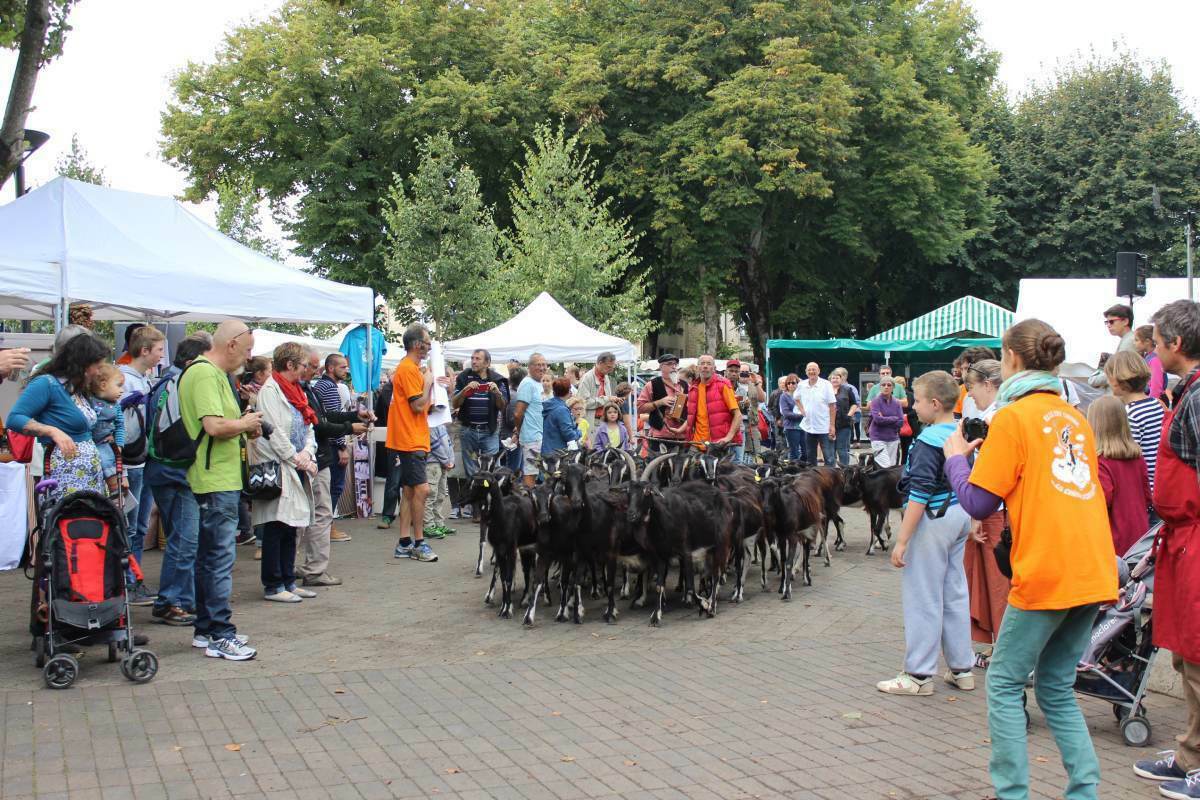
(249, 342, 318, 603)
(942, 319, 1117, 800)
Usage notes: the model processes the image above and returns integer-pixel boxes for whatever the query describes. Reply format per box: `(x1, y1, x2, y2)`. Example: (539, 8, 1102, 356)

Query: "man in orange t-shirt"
(668, 355, 741, 448)
(381, 324, 437, 562)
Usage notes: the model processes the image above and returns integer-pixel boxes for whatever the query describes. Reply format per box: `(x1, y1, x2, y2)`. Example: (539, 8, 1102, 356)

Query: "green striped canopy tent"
(867, 295, 1013, 342)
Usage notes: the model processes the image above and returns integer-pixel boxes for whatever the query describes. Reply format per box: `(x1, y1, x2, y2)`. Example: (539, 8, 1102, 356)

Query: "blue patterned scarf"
(996, 370, 1062, 408)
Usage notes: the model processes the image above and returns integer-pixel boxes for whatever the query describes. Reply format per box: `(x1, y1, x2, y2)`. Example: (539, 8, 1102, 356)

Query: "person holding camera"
(179, 320, 263, 661)
(451, 348, 508, 515)
(960, 358, 1008, 667)
(943, 319, 1117, 800)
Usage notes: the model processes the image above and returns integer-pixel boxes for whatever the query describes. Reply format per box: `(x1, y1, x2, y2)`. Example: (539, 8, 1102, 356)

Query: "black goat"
(523, 463, 585, 626)
(760, 473, 823, 598)
(478, 472, 537, 618)
(841, 464, 904, 554)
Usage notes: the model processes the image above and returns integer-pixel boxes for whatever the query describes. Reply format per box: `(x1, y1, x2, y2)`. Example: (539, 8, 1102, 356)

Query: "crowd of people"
(2, 296, 1200, 800)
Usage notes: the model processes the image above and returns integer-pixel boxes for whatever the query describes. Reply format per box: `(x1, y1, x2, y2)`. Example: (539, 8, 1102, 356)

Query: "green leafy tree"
(1, 0, 77, 190)
(383, 132, 503, 339)
(968, 53, 1200, 294)
(500, 122, 652, 343)
(214, 171, 281, 260)
(54, 133, 107, 185)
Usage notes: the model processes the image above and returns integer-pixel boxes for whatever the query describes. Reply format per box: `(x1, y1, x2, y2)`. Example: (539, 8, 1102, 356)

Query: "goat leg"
(803, 540, 812, 587)
(630, 570, 647, 610)
(782, 539, 794, 601)
(603, 557, 618, 624)
(650, 560, 668, 627)
(834, 514, 846, 552)
(571, 584, 585, 625)
(475, 524, 488, 578)
(499, 553, 515, 619)
(484, 563, 499, 606)
(619, 567, 630, 600)
(522, 582, 543, 627)
(518, 550, 535, 608)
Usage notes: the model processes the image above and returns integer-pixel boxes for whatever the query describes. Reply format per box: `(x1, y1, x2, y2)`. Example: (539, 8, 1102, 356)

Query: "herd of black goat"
(466, 444, 906, 627)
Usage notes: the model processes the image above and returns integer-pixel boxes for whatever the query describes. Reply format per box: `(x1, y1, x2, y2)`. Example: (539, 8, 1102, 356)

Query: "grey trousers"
(902, 503, 974, 677)
(423, 461, 449, 528)
(297, 467, 332, 579)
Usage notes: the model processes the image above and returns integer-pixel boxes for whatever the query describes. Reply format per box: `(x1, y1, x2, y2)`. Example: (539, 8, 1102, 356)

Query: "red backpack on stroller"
(32, 487, 158, 689)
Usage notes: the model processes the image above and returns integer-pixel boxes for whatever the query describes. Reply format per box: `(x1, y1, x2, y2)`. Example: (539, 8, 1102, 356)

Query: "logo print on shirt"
(1044, 412, 1096, 500)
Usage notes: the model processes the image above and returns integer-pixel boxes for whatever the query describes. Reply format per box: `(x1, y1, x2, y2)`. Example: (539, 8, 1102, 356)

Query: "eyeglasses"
(785, 380, 797, 385)
(1104, 318, 1123, 326)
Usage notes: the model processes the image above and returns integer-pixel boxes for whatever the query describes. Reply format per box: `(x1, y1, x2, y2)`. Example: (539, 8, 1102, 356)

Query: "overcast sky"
(1, 0, 1196, 227)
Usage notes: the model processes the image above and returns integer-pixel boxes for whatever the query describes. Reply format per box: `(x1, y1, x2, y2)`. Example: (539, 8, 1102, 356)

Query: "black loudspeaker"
(1116, 252, 1148, 297)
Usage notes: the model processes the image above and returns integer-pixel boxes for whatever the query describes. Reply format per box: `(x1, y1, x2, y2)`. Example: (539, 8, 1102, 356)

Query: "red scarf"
(275, 374, 319, 427)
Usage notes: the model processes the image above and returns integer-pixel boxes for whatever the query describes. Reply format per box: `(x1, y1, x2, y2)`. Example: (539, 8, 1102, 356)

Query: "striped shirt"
(1126, 396, 1165, 491)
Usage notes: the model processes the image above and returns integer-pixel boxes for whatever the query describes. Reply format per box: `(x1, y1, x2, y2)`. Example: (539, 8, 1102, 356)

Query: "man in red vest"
(1133, 299, 1200, 799)
(667, 354, 742, 447)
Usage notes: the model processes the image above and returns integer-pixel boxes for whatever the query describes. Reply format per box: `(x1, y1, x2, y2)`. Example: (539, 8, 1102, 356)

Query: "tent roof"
(1016, 277, 1190, 371)
(768, 337, 1001, 353)
(868, 295, 1013, 341)
(0, 177, 373, 323)
(443, 292, 638, 363)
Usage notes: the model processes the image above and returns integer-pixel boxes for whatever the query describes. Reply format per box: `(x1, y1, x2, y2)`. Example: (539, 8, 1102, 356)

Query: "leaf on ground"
(475, 651, 486, 656)
(550, 711, 562, 716)
(841, 711, 862, 719)
(171, 746, 183, 752)
(946, 697, 958, 703)
(1035, 756, 1049, 763)
(590, 633, 599, 638)
(445, 767, 462, 774)
(623, 760, 638, 767)
(560, 756, 575, 763)
(224, 743, 241, 752)
(333, 689, 346, 695)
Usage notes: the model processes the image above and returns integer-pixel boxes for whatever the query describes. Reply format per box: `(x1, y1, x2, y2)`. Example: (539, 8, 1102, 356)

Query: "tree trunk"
(0, 0, 52, 192)
(735, 225, 772, 367)
(702, 290, 719, 354)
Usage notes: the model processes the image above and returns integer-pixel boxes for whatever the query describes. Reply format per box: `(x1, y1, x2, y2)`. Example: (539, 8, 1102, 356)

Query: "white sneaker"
(264, 590, 302, 603)
(944, 669, 976, 690)
(290, 587, 317, 599)
(205, 636, 257, 661)
(876, 673, 933, 696)
(192, 633, 250, 649)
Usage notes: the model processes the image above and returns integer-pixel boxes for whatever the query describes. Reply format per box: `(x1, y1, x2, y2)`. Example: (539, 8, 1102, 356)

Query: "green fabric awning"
(767, 337, 1001, 353)
(764, 337, 1001, 387)
(867, 296, 1013, 342)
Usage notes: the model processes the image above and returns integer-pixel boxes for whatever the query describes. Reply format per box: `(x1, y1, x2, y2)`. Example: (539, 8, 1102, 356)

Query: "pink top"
(1146, 352, 1166, 399)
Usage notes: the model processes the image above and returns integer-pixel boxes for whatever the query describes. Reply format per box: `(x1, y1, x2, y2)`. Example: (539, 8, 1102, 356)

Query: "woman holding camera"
(959, 359, 1008, 666)
(943, 320, 1117, 800)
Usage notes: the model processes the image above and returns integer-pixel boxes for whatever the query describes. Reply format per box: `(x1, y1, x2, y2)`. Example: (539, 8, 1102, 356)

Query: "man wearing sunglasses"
(1089, 304, 1138, 389)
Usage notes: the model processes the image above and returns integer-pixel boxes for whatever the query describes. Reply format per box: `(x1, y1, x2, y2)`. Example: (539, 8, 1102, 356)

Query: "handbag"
(993, 514, 1013, 579)
(899, 415, 913, 438)
(241, 436, 282, 501)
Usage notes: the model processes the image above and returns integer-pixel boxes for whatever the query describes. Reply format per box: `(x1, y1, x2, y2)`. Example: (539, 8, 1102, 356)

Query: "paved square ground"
(0, 508, 1183, 799)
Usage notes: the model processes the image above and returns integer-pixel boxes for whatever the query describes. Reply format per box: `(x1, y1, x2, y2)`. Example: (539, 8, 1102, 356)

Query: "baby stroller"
(1073, 523, 1159, 746)
(30, 472, 158, 689)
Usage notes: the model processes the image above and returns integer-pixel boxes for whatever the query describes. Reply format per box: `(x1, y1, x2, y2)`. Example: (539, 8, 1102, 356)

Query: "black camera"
(962, 417, 989, 442)
(259, 419, 275, 439)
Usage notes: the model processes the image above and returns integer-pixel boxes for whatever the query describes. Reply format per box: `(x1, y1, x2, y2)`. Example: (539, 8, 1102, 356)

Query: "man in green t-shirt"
(179, 320, 262, 661)
(865, 365, 909, 408)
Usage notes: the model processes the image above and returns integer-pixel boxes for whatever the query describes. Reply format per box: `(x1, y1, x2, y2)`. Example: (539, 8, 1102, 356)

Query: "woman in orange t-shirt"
(943, 319, 1117, 800)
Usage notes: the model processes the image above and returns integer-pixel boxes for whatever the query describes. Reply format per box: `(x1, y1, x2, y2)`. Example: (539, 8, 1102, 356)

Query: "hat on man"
(658, 353, 679, 365)
(726, 358, 742, 369)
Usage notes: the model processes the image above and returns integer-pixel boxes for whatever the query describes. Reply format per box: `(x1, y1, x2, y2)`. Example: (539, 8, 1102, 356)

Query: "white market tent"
(443, 292, 638, 364)
(251, 327, 401, 372)
(1015, 277, 1190, 376)
(0, 177, 373, 324)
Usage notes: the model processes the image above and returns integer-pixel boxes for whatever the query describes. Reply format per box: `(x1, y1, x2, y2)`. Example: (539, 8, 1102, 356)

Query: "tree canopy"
(54, 133, 106, 185)
(161, 0, 1199, 360)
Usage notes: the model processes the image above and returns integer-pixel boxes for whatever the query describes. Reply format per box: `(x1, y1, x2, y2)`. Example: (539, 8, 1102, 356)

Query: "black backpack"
(147, 361, 209, 469)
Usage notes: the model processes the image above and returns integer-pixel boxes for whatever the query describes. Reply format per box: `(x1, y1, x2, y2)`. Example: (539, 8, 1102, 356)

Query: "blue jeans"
(125, 467, 153, 583)
(988, 604, 1101, 800)
(784, 429, 805, 461)
(260, 521, 297, 594)
(731, 444, 745, 463)
(461, 427, 499, 479)
(834, 427, 852, 467)
(150, 481, 199, 613)
(329, 457, 346, 510)
(804, 432, 835, 466)
(194, 490, 241, 641)
(503, 441, 522, 473)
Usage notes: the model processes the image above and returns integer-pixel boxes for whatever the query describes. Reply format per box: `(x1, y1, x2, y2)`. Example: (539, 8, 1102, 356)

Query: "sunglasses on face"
(1104, 318, 1123, 326)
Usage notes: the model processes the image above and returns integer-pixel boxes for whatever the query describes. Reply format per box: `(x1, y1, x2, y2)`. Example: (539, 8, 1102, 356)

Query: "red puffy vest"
(686, 375, 743, 444)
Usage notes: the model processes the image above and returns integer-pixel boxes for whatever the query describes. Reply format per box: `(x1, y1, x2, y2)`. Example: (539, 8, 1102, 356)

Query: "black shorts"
(393, 450, 428, 487)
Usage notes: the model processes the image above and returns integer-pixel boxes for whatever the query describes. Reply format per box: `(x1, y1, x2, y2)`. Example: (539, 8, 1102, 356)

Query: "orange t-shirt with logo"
(969, 391, 1117, 611)
(692, 380, 739, 443)
(385, 358, 430, 453)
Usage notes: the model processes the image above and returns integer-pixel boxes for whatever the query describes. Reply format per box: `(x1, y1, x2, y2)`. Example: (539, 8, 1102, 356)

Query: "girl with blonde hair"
(1087, 396, 1152, 555)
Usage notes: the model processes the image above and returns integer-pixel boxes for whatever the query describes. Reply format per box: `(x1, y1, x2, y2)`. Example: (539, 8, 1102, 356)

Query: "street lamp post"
(13, 128, 49, 198)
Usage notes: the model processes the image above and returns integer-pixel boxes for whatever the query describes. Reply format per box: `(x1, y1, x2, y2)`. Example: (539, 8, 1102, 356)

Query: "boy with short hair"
(423, 422, 455, 539)
(877, 370, 975, 696)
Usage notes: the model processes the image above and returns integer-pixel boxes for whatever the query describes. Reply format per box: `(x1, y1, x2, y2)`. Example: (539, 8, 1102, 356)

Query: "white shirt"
(793, 377, 836, 434)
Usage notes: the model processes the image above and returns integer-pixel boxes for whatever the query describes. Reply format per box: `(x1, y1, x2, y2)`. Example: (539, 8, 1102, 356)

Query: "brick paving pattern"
(0, 511, 1182, 799)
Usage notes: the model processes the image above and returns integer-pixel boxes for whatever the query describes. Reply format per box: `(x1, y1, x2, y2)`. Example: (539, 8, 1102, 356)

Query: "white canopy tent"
(1015, 277, 1189, 376)
(443, 292, 638, 364)
(0, 177, 373, 324)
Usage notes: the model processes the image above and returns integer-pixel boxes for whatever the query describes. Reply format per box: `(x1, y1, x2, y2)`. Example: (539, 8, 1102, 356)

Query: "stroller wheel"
(43, 654, 78, 690)
(1121, 715, 1152, 747)
(121, 649, 158, 684)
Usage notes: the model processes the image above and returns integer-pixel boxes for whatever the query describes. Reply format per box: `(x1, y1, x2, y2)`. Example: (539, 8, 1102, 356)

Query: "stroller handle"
(35, 478, 59, 496)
